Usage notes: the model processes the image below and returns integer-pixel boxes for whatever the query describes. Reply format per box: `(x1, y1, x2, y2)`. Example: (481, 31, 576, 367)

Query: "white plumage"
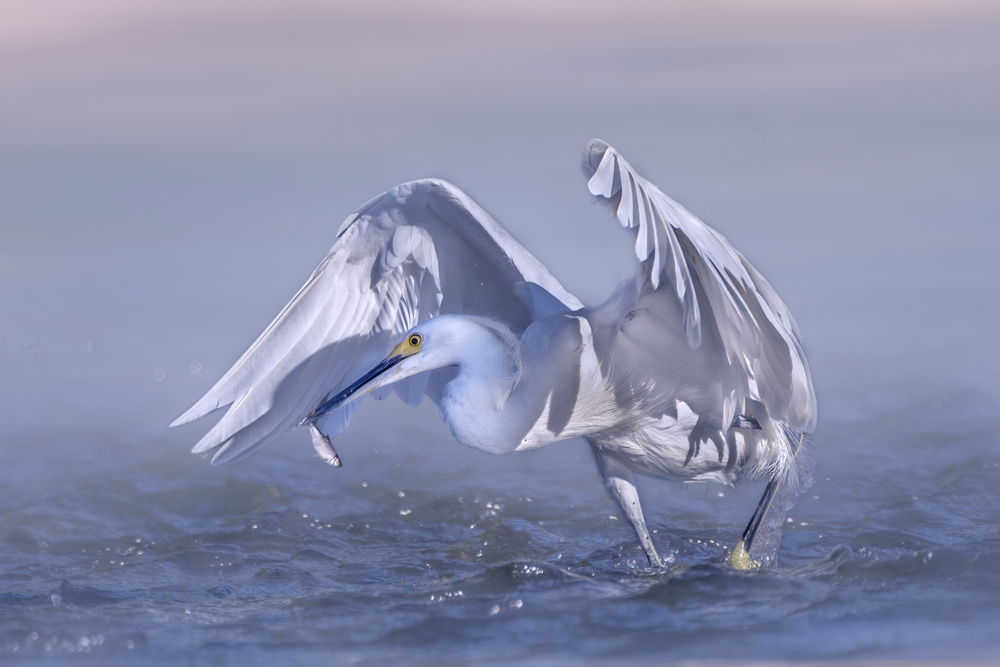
(173, 140, 816, 568)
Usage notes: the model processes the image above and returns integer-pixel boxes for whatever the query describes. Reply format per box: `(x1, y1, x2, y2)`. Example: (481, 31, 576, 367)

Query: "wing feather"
(583, 140, 815, 432)
(174, 179, 581, 463)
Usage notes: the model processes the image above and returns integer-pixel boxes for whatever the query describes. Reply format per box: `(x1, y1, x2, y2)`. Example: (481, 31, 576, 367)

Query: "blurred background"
(1, 1, 998, 663)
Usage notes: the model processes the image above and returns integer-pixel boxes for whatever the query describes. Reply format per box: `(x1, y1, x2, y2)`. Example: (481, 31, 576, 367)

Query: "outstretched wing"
(583, 139, 815, 433)
(172, 178, 582, 463)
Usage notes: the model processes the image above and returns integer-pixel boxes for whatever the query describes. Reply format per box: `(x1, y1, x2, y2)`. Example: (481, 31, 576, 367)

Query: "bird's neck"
(438, 313, 614, 455)
(437, 319, 524, 454)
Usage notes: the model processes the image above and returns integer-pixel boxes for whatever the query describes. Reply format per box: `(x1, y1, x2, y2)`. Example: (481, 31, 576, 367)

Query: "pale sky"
(3, 1, 998, 153)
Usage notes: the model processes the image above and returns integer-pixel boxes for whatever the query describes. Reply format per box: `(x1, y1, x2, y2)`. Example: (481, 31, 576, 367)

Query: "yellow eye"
(408, 333, 423, 348)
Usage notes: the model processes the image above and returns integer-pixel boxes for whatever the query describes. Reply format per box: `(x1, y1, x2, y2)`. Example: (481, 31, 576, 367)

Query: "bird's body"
(429, 293, 759, 483)
(173, 140, 816, 568)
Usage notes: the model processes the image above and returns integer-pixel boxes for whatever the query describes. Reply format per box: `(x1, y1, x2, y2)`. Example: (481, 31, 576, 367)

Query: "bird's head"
(303, 330, 429, 424)
(302, 317, 470, 424)
(302, 315, 519, 426)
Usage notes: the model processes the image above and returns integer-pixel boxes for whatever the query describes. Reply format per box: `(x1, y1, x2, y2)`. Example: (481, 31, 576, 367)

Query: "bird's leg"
(728, 477, 779, 570)
(589, 442, 665, 568)
(728, 431, 805, 570)
(309, 423, 342, 467)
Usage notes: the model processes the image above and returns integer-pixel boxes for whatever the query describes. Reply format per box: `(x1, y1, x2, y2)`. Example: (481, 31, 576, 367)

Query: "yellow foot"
(727, 539, 762, 570)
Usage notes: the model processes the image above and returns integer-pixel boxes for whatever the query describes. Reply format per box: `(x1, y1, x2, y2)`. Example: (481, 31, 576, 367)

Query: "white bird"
(172, 140, 816, 569)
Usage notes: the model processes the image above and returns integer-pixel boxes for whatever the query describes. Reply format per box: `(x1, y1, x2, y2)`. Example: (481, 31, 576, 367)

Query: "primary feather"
(583, 140, 815, 434)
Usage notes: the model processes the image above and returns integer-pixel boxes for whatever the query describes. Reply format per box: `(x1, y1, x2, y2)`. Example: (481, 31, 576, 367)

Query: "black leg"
(728, 431, 804, 570)
(728, 476, 781, 569)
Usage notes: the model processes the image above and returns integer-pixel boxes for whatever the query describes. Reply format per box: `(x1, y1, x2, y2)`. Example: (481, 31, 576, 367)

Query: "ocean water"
(2, 378, 998, 665)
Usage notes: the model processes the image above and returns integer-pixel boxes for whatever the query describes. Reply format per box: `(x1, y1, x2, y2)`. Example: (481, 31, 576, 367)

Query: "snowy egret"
(172, 140, 816, 569)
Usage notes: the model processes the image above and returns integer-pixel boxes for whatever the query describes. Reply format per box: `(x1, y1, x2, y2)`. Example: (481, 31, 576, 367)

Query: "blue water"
(2, 386, 998, 664)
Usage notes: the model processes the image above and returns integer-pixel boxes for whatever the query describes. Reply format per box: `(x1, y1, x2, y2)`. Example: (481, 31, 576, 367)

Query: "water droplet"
(153, 368, 165, 382)
(188, 360, 202, 374)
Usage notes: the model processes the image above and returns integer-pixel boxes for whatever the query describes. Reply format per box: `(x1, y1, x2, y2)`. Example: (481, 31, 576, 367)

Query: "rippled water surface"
(3, 375, 999, 665)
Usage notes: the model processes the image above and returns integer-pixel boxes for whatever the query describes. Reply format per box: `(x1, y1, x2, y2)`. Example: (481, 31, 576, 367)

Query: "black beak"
(301, 354, 404, 425)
